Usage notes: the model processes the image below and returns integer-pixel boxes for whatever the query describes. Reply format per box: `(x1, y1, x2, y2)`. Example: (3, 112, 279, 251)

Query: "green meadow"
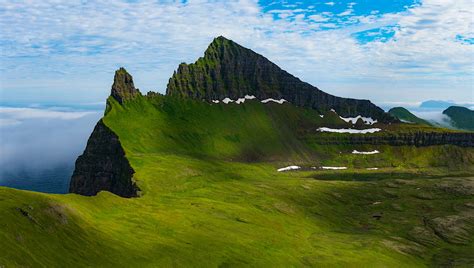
(1, 95, 473, 267)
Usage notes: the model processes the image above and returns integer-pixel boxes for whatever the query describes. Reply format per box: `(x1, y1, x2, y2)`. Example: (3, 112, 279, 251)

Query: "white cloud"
(0, 0, 472, 104)
(0, 106, 102, 176)
(309, 14, 329, 22)
(325, 2, 335, 6)
(411, 110, 454, 128)
(0, 107, 96, 121)
(338, 9, 353, 16)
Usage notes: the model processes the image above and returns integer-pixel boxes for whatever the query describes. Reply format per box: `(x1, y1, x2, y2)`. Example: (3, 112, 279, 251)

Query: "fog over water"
(0, 105, 102, 193)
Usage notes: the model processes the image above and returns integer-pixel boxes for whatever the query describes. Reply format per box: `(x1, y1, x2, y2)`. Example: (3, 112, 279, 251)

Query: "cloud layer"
(0, 0, 473, 104)
(0, 106, 102, 179)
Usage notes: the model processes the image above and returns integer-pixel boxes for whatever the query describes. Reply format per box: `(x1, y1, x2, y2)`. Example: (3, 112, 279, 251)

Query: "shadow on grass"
(307, 172, 468, 181)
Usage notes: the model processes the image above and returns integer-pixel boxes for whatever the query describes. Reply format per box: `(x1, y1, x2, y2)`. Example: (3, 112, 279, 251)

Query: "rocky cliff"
(111, 67, 141, 104)
(310, 131, 474, 147)
(166, 36, 394, 122)
(69, 119, 139, 197)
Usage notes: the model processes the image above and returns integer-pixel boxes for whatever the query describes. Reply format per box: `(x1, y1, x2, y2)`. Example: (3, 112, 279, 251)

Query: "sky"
(0, 0, 473, 106)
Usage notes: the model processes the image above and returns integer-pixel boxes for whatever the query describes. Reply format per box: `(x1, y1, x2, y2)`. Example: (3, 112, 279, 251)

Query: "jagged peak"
(111, 67, 141, 104)
(203, 36, 247, 58)
(166, 37, 396, 122)
(210, 35, 233, 46)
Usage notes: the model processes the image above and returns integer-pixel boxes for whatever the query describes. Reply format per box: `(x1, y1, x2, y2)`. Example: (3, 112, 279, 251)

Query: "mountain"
(71, 69, 474, 197)
(166, 36, 394, 122)
(69, 119, 139, 197)
(2, 37, 474, 267)
(443, 106, 474, 131)
(388, 107, 431, 126)
(110, 67, 141, 104)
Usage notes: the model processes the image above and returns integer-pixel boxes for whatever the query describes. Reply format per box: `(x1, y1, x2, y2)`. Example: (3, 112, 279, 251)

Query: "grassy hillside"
(389, 107, 432, 126)
(1, 95, 473, 267)
(443, 106, 474, 131)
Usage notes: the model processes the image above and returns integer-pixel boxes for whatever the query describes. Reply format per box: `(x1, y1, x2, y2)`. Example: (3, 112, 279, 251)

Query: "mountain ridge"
(388, 107, 431, 126)
(165, 36, 395, 122)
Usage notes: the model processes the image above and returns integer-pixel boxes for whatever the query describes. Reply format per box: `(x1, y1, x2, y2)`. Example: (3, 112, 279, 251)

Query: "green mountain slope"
(388, 107, 431, 126)
(1, 38, 474, 266)
(2, 90, 474, 267)
(443, 106, 474, 131)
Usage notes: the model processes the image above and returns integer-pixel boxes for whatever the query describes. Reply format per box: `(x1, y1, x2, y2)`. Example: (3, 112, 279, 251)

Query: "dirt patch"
(427, 215, 473, 245)
(45, 204, 69, 225)
(273, 202, 295, 214)
(408, 226, 440, 246)
(301, 184, 311, 190)
(383, 189, 398, 198)
(465, 202, 474, 209)
(391, 203, 403, 211)
(412, 191, 435, 200)
(381, 237, 423, 256)
(436, 178, 474, 196)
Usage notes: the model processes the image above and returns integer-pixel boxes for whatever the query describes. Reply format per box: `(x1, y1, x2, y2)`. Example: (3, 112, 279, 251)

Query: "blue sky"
(0, 0, 473, 106)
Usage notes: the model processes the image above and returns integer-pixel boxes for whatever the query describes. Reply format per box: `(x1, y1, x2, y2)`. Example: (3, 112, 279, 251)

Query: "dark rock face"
(111, 67, 141, 104)
(69, 120, 139, 197)
(311, 131, 474, 147)
(166, 36, 395, 122)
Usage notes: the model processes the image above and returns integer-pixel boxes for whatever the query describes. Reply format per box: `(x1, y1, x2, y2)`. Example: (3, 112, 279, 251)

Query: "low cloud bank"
(0, 106, 102, 185)
(411, 111, 454, 128)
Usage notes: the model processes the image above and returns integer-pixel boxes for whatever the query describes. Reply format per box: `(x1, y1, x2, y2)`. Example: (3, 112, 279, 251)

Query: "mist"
(411, 110, 454, 128)
(0, 106, 102, 192)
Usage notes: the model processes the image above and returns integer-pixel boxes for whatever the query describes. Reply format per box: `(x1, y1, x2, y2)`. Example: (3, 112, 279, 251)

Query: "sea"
(0, 165, 73, 194)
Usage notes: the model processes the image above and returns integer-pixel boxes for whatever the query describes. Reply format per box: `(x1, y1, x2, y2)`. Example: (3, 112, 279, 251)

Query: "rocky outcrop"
(69, 120, 139, 197)
(111, 67, 141, 104)
(310, 131, 474, 147)
(166, 36, 395, 122)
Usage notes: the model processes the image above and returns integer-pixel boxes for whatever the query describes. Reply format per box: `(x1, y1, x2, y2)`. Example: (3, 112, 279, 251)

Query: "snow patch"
(222, 98, 234, 104)
(366, 167, 379, 170)
(277, 166, 301, 172)
(213, 95, 256, 105)
(261, 98, 287, 104)
(321, 166, 347, 170)
(234, 95, 257, 104)
(352, 150, 380, 155)
(317, 127, 381, 134)
(319, 115, 324, 118)
(339, 115, 378, 125)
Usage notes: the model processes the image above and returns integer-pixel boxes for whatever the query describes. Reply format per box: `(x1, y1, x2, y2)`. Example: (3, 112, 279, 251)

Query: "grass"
(388, 107, 432, 126)
(0, 95, 473, 267)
